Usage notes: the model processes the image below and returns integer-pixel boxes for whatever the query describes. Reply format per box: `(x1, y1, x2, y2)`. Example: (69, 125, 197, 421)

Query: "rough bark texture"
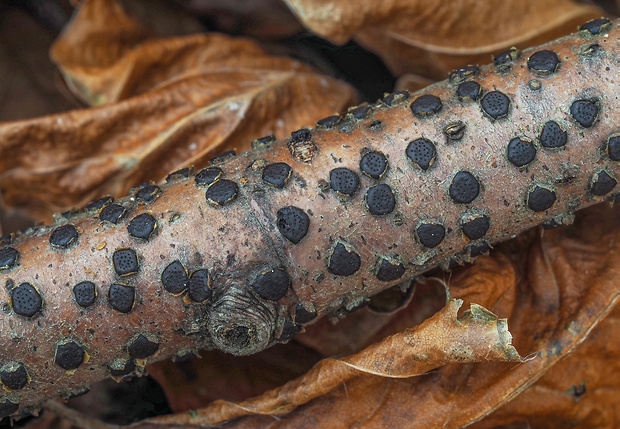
(0, 19, 618, 418)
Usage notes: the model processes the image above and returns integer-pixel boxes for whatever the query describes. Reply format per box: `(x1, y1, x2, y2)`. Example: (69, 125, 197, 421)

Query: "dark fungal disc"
(461, 214, 490, 240)
(590, 170, 617, 196)
(127, 213, 157, 240)
(210, 150, 236, 165)
(410, 94, 442, 118)
(188, 269, 211, 302)
(579, 18, 612, 35)
(0, 234, 11, 247)
(262, 162, 293, 189)
(100, 204, 127, 224)
(290, 128, 311, 143)
(251, 268, 290, 301)
(0, 247, 19, 271)
(381, 90, 409, 106)
(316, 115, 341, 128)
(195, 167, 222, 187)
(73, 281, 97, 308)
(166, 166, 194, 183)
(360, 151, 388, 180)
(113, 248, 139, 276)
(449, 65, 479, 84)
(49, 224, 79, 249)
(416, 222, 446, 248)
(507, 137, 537, 167)
(480, 91, 511, 120)
(570, 99, 599, 128)
(84, 196, 113, 213)
(456, 81, 481, 103)
(348, 105, 371, 120)
(0, 400, 19, 418)
(128, 334, 159, 360)
(0, 362, 28, 390)
(205, 179, 238, 207)
(527, 50, 560, 77)
(108, 357, 136, 378)
(449, 171, 480, 204)
(251, 135, 276, 150)
(493, 47, 520, 72)
(288, 129, 318, 163)
(54, 340, 85, 370)
(376, 257, 405, 281)
(133, 182, 161, 204)
(161, 260, 189, 295)
(365, 184, 396, 215)
(329, 167, 360, 197)
(606, 133, 620, 161)
(406, 138, 437, 171)
(469, 242, 491, 257)
(277, 319, 302, 342)
(527, 186, 556, 212)
(108, 283, 135, 313)
(540, 121, 568, 149)
(294, 302, 317, 323)
(327, 242, 361, 276)
(10, 283, 42, 318)
(277, 206, 310, 244)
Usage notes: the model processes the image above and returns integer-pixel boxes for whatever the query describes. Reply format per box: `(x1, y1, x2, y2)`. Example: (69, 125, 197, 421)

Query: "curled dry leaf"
(470, 304, 620, 429)
(0, 0, 355, 221)
(284, 0, 603, 77)
(133, 300, 521, 428)
(136, 204, 619, 428)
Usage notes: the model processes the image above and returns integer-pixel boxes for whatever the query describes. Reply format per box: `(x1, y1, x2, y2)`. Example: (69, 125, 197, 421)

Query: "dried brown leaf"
(470, 304, 620, 429)
(284, 0, 604, 77)
(132, 299, 521, 427)
(0, 0, 355, 221)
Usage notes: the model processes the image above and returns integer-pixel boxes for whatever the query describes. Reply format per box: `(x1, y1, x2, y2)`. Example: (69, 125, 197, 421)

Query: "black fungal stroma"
(539, 121, 568, 149)
(0, 246, 19, 271)
(161, 260, 189, 295)
(507, 137, 537, 167)
(480, 91, 511, 120)
(527, 186, 557, 212)
(127, 213, 157, 240)
(113, 248, 139, 276)
(327, 242, 361, 276)
(410, 94, 442, 118)
(128, 334, 160, 360)
(188, 269, 211, 302)
(195, 167, 222, 187)
(108, 283, 135, 313)
(449, 171, 480, 204)
(10, 283, 42, 318)
(365, 184, 396, 215)
(376, 257, 405, 281)
(54, 340, 85, 371)
(406, 138, 437, 171)
(262, 162, 292, 189)
(49, 224, 79, 249)
(570, 99, 599, 128)
(205, 179, 238, 207)
(416, 222, 446, 248)
(100, 204, 127, 224)
(73, 281, 97, 308)
(0, 362, 29, 390)
(359, 151, 388, 180)
(277, 206, 310, 244)
(251, 268, 290, 301)
(329, 167, 360, 197)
